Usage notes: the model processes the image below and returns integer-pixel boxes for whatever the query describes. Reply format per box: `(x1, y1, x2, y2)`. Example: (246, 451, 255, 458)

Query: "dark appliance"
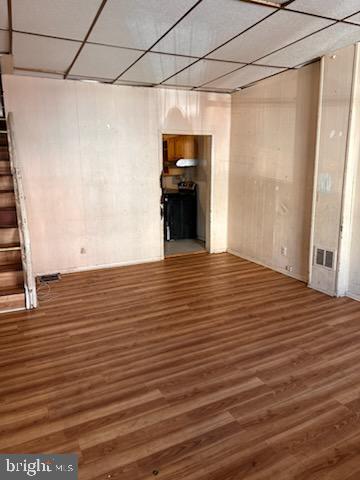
(163, 187, 197, 240)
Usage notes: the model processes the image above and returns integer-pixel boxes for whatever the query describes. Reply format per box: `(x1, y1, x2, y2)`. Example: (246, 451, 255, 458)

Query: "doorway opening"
(161, 134, 212, 257)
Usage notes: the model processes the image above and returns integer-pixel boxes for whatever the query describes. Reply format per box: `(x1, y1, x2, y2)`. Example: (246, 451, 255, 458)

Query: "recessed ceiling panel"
(88, 0, 197, 50)
(0, 29, 9, 52)
(121, 52, 196, 84)
(204, 65, 285, 89)
(260, 22, 360, 67)
(288, 0, 360, 20)
(13, 32, 81, 73)
(154, 0, 275, 57)
(12, 0, 103, 41)
(208, 10, 333, 63)
(163, 59, 242, 87)
(70, 43, 144, 80)
(0, 0, 8, 29)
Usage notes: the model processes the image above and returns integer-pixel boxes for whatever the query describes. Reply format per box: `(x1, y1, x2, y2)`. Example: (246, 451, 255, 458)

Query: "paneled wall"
(3, 76, 231, 275)
(310, 46, 356, 296)
(228, 63, 320, 281)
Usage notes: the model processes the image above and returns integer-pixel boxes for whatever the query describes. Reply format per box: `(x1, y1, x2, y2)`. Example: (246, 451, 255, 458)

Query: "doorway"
(161, 134, 212, 257)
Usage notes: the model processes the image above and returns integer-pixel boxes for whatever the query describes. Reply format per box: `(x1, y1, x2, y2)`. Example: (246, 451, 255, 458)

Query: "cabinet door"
(183, 136, 197, 158)
(175, 137, 184, 159)
(167, 139, 175, 161)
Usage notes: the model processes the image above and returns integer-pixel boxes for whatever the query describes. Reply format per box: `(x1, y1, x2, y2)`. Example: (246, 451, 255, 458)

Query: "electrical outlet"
(286, 265, 293, 273)
(281, 246, 287, 256)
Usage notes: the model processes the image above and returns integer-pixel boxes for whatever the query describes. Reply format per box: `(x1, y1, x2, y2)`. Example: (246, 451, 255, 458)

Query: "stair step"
(0, 243, 20, 251)
(0, 288, 25, 312)
(0, 176, 14, 190)
(0, 263, 23, 288)
(0, 133, 8, 147)
(0, 286, 24, 296)
(0, 191, 15, 208)
(0, 228, 19, 245)
(0, 250, 21, 266)
(0, 146, 9, 160)
(0, 160, 10, 175)
(0, 208, 17, 227)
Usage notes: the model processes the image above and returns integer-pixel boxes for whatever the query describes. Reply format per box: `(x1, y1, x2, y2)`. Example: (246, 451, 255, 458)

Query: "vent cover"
(314, 247, 335, 270)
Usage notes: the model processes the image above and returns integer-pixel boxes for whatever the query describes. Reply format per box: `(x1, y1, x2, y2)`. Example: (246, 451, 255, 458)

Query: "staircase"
(0, 82, 26, 312)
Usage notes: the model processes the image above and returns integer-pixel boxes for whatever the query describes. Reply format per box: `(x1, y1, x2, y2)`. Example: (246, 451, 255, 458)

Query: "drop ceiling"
(1, 0, 360, 93)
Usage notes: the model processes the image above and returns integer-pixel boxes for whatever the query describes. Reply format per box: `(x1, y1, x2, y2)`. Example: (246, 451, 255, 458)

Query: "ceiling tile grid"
(204, 64, 286, 89)
(88, 0, 198, 50)
(69, 43, 144, 80)
(0, 0, 9, 30)
(0, 29, 9, 53)
(120, 52, 197, 84)
(12, 0, 103, 41)
(154, 0, 275, 57)
(162, 59, 243, 87)
(207, 10, 334, 64)
(5, 0, 360, 92)
(260, 22, 360, 68)
(13, 32, 81, 73)
(286, 0, 360, 20)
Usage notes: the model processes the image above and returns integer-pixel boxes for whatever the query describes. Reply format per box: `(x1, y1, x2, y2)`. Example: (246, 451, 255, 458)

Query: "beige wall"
(310, 46, 356, 296)
(194, 136, 211, 244)
(3, 75, 231, 275)
(348, 47, 360, 300)
(227, 63, 320, 281)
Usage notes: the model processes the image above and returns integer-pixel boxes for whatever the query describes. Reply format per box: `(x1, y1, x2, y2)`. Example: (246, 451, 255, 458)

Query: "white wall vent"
(314, 247, 336, 270)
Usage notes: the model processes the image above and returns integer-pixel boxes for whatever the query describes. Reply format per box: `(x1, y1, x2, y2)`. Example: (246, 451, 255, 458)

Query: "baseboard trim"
(346, 291, 360, 302)
(307, 283, 336, 297)
(227, 248, 307, 283)
(36, 256, 163, 277)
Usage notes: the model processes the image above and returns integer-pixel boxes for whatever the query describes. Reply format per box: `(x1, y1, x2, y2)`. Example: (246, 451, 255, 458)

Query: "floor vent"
(38, 273, 61, 283)
(314, 247, 335, 270)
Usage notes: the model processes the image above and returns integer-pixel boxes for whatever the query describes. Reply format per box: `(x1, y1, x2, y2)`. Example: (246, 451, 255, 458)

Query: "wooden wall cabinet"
(165, 135, 198, 162)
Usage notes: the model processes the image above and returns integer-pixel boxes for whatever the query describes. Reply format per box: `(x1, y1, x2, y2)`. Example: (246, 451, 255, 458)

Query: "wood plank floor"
(1, 252, 360, 479)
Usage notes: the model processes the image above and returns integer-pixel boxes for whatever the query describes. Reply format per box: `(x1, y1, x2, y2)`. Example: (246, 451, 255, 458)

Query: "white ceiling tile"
(0, 0, 8, 29)
(154, 0, 275, 57)
(12, 0, 102, 41)
(0, 29, 9, 52)
(70, 43, 143, 80)
(163, 59, 241, 87)
(208, 10, 333, 63)
(13, 32, 81, 73)
(204, 65, 285, 89)
(261, 22, 360, 67)
(89, 0, 197, 50)
(121, 52, 196, 84)
(288, 0, 360, 19)
(346, 12, 360, 24)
